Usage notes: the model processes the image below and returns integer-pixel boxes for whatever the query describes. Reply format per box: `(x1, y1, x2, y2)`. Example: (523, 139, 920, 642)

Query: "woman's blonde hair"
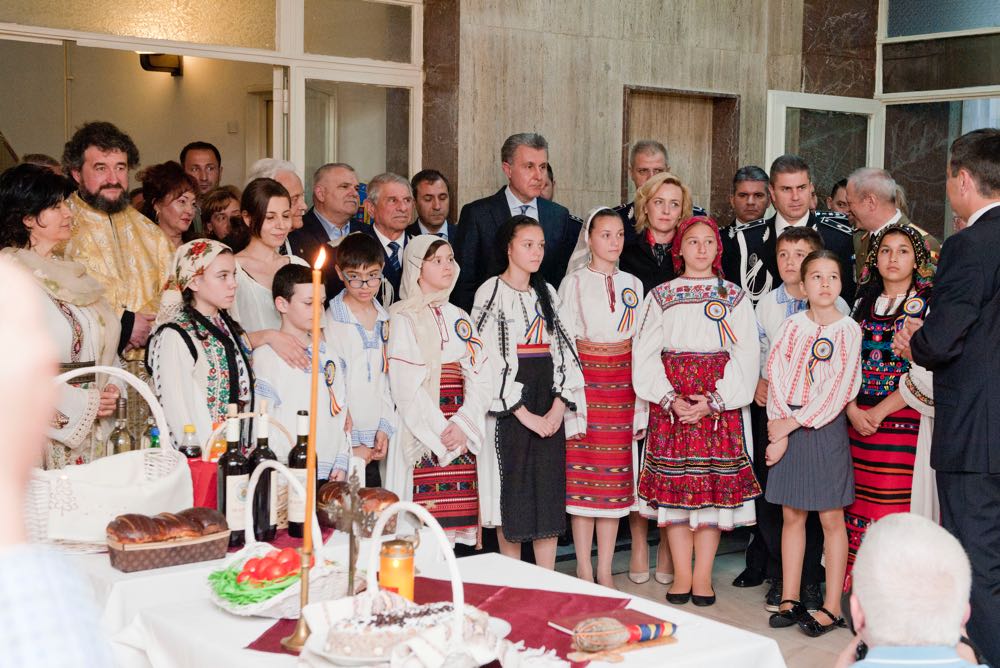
(634, 171, 692, 233)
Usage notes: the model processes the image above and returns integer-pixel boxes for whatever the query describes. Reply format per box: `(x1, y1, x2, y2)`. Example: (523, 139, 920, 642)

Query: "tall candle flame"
(314, 247, 327, 270)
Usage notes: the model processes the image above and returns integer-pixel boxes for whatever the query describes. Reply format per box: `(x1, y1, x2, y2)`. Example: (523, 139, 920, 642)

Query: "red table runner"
(247, 575, 629, 666)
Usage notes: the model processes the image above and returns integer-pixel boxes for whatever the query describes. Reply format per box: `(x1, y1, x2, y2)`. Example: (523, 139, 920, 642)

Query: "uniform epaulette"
(814, 211, 854, 236)
(693, 204, 708, 217)
(569, 214, 584, 225)
(728, 216, 768, 238)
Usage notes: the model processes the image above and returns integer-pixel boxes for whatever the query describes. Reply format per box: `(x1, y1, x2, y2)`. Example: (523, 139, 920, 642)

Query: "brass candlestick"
(324, 469, 376, 594)
(280, 547, 313, 653)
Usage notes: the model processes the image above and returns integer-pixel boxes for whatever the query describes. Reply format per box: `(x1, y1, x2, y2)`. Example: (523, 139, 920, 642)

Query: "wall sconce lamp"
(139, 53, 183, 76)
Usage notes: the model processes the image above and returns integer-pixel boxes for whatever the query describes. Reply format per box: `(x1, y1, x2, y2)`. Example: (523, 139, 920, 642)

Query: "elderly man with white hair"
(358, 172, 415, 306)
(846, 168, 941, 283)
(836, 513, 984, 668)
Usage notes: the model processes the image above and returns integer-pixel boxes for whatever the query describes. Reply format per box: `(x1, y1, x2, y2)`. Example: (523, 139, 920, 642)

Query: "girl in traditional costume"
(558, 207, 648, 588)
(473, 215, 585, 569)
(0, 164, 122, 468)
(845, 225, 935, 584)
(765, 250, 862, 636)
(633, 215, 761, 607)
(386, 235, 492, 546)
(147, 239, 254, 446)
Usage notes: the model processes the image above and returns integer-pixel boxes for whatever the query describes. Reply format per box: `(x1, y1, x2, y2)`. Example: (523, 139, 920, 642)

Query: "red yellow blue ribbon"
(808, 337, 834, 384)
(895, 295, 926, 332)
(380, 320, 390, 373)
(324, 359, 342, 416)
(618, 287, 639, 333)
(454, 318, 483, 366)
(704, 300, 736, 347)
(524, 301, 546, 345)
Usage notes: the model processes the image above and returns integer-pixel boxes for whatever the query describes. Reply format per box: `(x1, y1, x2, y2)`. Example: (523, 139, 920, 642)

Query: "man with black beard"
(63, 122, 173, 367)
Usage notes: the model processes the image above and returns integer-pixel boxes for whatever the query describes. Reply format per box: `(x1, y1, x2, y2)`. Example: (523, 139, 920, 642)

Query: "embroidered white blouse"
(766, 310, 862, 428)
(755, 284, 850, 379)
(558, 266, 649, 437)
(632, 276, 759, 411)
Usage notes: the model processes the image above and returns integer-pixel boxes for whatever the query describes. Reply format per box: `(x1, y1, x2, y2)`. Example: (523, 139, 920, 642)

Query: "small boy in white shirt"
(254, 263, 368, 479)
(325, 233, 397, 487)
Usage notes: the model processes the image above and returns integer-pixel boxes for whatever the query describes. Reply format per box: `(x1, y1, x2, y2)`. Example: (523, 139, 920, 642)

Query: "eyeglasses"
(345, 274, 383, 288)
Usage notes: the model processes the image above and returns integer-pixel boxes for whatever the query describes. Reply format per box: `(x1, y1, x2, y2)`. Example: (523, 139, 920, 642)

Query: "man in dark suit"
(614, 139, 706, 242)
(359, 172, 415, 306)
(452, 132, 579, 311)
(895, 128, 1000, 668)
(722, 154, 856, 304)
(728, 165, 771, 229)
(288, 162, 367, 302)
(406, 169, 457, 241)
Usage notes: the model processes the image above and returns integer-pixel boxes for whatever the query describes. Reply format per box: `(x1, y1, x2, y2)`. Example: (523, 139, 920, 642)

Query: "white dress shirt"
(504, 186, 539, 220)
(774, 211, 810, 237)
(372, 224, 407, 256)
(966, 201, 1000, 228)
(418, 220, 449, 239)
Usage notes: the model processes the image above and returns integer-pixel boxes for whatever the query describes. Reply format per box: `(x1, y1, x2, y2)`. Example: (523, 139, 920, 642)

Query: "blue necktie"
(435, 232, 445, 238)
(387, 241, 401, 275)
(519, 204, 530, 216)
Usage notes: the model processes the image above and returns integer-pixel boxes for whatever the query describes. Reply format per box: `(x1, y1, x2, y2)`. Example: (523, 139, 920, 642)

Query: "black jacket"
(405, 220, 457, 241)
(287, 208, 369, 303)
(619, 235, 677, 296)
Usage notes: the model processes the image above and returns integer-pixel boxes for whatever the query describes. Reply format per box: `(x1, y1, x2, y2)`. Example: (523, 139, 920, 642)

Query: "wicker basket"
(209, 460, 353, 619)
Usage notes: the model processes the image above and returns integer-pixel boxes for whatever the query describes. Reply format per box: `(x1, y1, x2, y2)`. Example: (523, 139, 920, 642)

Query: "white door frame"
(766, 91, 885, 169)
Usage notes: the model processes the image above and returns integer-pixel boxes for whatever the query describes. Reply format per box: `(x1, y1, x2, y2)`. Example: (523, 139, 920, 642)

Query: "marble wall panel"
(885, 103, 950, 239)
(801, 0, 876, 97)
(422, 0, 461, 223)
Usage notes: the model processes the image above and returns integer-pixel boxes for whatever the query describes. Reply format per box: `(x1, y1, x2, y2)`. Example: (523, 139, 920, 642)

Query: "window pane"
(883, 33, 1000, 93)
(304, 81, 410, 205)
(887, 0, 1000, 38)
(784, 108, 869, 204)
(0, 0, 276, 50)
(304, 0, 411, 63)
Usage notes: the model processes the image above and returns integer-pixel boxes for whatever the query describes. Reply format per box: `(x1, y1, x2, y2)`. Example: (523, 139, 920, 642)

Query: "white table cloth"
(101, 552, 785, 667)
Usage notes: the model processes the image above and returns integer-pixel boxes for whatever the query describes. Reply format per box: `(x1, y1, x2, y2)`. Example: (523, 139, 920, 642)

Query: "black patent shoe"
(666, 590, 691, 605)
(732, 567, 765, 588)
(769, 600, 807, 628)
(692, 591, 716, 607)
(798, 607, 847, 637)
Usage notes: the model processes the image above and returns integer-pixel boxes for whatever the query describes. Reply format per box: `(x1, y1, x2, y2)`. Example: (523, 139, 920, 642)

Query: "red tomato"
(263, 562, 288, 580)
(242, 557, 261, 575)
(266, 549, 280, 559)
(276, 548, 299, 567)
(236, 572, 252, 584)
(256, 557, 276, 575)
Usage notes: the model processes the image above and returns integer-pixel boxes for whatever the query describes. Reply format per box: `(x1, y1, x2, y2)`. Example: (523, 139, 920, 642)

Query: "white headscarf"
(565, 207, 621, 276)
(388, 235, 460, 464)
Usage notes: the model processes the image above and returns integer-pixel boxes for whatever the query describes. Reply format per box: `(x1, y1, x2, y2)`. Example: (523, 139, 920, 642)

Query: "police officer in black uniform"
(615, 139, 706, 241)
(722, 154, 856, 304)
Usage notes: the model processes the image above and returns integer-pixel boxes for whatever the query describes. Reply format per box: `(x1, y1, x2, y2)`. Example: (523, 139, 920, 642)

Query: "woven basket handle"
(365, 501, 465, 642)
(55, 364, 173, 451)
(243, 459, 327, 559)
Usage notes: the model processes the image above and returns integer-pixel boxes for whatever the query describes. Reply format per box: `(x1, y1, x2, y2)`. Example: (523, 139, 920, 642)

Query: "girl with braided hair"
(472, 215, 584, 569)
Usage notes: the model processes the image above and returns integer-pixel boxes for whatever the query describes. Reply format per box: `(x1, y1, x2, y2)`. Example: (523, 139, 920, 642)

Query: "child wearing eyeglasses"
(325, 232, 398, 486)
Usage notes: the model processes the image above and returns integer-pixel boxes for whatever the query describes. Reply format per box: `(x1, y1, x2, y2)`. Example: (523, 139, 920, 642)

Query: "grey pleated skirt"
(765, 410, 854, 511)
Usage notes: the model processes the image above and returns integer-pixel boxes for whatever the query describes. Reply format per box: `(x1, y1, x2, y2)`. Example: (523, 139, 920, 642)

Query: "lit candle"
(379, 539, 416, 600)
(304, 247, 327, 554)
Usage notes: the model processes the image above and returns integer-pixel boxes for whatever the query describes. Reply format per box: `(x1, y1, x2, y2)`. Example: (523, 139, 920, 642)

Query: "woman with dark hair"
(232, 178, 309, 369)
(633, 216, 761, 606)
(386, 235, 492, 545)
(0, 163, 121, 468)
(146, 240, 254, 445)
(472, 214, 585, 569)
(844, 224, 935, 586)
(137, 161, 198, 248)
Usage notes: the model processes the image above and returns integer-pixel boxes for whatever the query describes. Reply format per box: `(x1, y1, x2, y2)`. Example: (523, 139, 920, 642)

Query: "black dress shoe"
(769, 600, 807, 628)
(798, 607, 847, 637)
(800, 583, 823, 611)
(692, 591, 716, 607)
(666, 590, 691, 605)
(764, 578, 783, 612)
(731, 567, 765, 588)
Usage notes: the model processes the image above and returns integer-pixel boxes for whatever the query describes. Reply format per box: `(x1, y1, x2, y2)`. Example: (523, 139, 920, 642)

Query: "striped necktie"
(387, 241, 401, 275)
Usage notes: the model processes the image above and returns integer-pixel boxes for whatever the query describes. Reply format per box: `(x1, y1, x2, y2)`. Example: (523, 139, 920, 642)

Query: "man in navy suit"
(406, 169, 457, 241)
(896, 128, 1000, 668)
(359, 172, 414, 306)
(452, 132, 579, 311)
(288, 162, 367, 302)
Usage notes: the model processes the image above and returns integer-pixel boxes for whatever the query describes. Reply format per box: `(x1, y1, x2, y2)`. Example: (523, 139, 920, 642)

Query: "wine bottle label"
(226, 474, 249, 530)
(288, 469, 308, 524)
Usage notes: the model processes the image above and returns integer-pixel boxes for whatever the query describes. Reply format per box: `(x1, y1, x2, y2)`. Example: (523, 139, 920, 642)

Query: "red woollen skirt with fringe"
(637, 350, 761, 516)
(412, 361, 479, 543)
(565, 339, 636, 517)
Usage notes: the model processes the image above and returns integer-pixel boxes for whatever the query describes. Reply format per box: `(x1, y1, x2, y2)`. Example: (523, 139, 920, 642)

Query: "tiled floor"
(554, 540, 849, 667)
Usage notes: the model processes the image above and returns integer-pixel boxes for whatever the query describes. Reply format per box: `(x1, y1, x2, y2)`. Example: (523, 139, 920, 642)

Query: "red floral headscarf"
(671, 215, 725, 278)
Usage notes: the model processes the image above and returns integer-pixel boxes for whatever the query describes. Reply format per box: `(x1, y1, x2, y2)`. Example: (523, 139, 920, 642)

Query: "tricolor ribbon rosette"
(524, 300, 546, 345)
(323, 359, 342, 416)
(618, 287, 639, 333)
(454, 318, 483, 365)
(895, 295, 926, 332)
(380, 320, 390, 373)
(808, 336, 834, 383)
(704, 299, 737, 347)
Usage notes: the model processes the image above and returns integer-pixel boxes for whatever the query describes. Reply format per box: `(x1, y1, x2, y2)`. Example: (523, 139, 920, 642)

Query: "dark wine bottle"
(217, 410, 248, 548)
(248, 412, 278, 542)
(287, 410, 309, 539)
